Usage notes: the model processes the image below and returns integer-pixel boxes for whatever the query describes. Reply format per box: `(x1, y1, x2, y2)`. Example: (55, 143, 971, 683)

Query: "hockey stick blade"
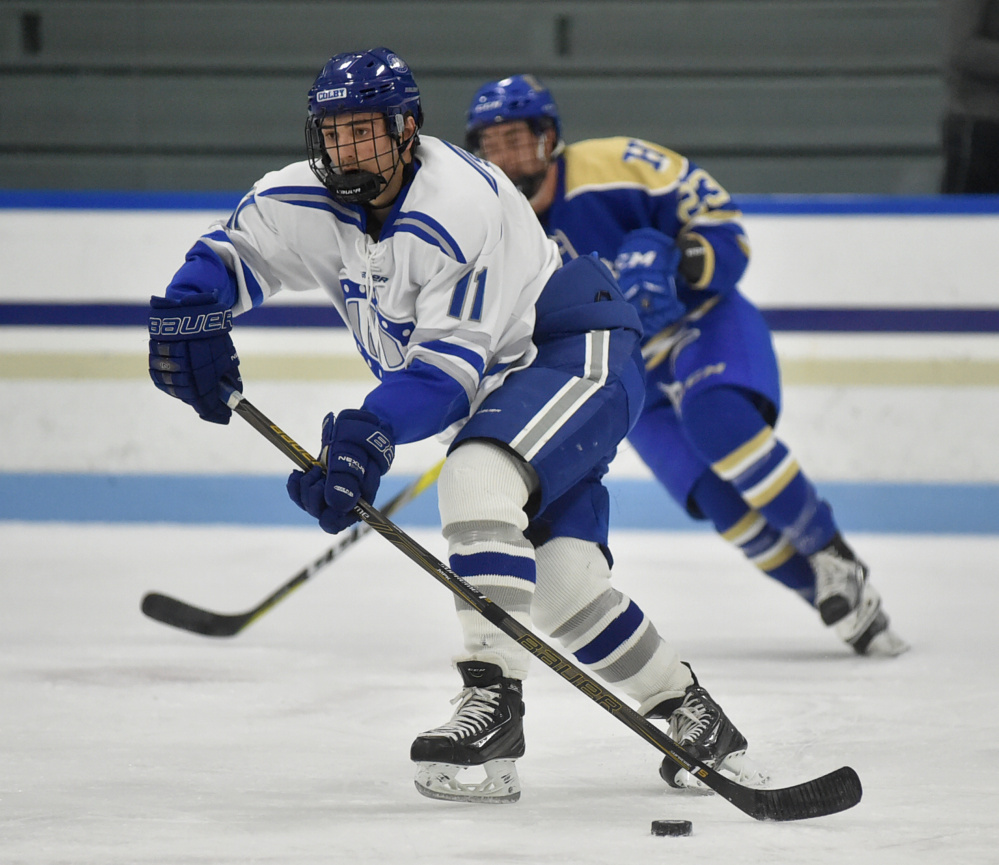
(224, 388, 863, 822)
(721, 765, 862, 821)
(142, 591, 252, 637)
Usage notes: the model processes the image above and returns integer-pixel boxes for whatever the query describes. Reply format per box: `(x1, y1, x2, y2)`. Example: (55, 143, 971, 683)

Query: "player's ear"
(399, 114, 419, 160)
(402, 114, 420, 144)
(542, 126, 558, 158)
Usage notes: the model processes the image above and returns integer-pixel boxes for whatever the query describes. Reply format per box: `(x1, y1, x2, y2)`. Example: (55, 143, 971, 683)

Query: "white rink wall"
(1, 201, 998, 484)
(4, 205, 999, 308)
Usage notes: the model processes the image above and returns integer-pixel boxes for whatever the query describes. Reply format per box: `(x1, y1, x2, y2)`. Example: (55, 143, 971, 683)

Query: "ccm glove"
(287, 409, 395, 535)
(614, 228, 686, 337)
(148, 292, 241, 424)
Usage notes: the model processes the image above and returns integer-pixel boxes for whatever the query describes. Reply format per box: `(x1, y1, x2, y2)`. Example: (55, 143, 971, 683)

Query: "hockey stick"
(222, 386, 862, 821)
(142, 459, 444, 637)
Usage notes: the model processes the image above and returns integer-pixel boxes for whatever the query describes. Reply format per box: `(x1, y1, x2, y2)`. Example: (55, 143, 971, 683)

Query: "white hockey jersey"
(169, 136, 563, 443)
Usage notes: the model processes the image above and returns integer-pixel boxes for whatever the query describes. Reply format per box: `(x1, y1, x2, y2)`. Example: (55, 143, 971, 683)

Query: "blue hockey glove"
(148, 292, 241, 424)
(614, 228, 686, 338)
(286, 409, 395, 534)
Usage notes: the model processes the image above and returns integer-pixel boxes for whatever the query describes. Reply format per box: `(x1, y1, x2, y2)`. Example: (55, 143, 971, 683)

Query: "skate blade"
(863, 627, 911, 657)
(838, 588, 910, 657)
(414, 759, 521, 804)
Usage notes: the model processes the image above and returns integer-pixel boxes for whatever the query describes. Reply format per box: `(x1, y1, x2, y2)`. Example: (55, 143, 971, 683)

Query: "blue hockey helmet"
(464, 74, 562, 152)
(306, 47, 423, 203)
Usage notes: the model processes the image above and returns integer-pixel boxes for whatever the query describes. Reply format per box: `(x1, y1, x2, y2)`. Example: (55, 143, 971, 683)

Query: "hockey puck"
(651, 819, 692, 837)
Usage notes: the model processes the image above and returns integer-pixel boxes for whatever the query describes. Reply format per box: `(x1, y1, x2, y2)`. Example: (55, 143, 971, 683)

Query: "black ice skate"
(645, 667, 770, 790)
(810, 535, 909, 656)
(411, 660, 526, 803)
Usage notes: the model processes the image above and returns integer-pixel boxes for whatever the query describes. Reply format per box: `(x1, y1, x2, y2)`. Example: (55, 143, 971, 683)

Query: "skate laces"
(429, 685, 502, 741)
(670, 695, 713, 744)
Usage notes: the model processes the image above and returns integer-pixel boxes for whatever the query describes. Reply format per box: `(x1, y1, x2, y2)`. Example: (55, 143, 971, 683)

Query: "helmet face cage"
(306, 111, 407, 204)
(305, 48, 423, 204)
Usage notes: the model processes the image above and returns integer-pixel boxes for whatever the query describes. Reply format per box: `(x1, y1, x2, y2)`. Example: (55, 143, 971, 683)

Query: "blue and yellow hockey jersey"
(540, 137, 751, 312)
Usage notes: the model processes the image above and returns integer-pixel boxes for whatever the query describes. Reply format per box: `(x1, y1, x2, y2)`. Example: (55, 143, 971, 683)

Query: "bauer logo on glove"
(147, 291, 242, 425)
(148, 309, 232, 338)
(365, 430, 395, 464)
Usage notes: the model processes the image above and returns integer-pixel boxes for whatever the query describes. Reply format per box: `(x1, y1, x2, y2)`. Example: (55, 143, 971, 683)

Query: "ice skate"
(811, 534, 869, 626)
(811, 536, 909, 656)
(411, 660, 525, 804)
(645, 668, 770, 791)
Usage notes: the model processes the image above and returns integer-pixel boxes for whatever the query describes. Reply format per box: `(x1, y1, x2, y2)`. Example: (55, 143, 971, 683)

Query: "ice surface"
(3, 524, 996, 864)
(4, 214, 998, 861)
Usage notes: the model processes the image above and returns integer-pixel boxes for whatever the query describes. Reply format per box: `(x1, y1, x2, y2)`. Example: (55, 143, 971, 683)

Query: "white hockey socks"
(533, 536, 693, 707)
(438, 441, 538, 680)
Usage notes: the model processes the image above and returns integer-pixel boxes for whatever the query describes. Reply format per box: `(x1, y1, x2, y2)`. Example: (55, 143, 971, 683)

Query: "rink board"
(2, 194, 997, 532)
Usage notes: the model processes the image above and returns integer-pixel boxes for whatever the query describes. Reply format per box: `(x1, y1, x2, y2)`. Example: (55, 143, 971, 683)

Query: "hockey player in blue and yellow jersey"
(466, 74, 908, 658)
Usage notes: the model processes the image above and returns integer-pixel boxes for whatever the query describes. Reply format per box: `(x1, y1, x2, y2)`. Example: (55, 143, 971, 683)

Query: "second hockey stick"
(142, 458, 444, 637)
(220, 386, 862, 822)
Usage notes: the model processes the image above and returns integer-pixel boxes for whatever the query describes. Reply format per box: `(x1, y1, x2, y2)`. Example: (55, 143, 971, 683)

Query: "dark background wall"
(0, 0, 944, 194)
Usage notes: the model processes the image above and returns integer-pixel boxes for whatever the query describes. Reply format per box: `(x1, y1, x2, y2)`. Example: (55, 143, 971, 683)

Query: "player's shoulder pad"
(563, 137, 687, 198)
(418, 137, 504, 206)
(398, 137, 500, 261)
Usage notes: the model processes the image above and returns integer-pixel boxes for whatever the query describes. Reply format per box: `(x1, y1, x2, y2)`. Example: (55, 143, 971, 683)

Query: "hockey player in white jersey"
(148, 48, 769, 802)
